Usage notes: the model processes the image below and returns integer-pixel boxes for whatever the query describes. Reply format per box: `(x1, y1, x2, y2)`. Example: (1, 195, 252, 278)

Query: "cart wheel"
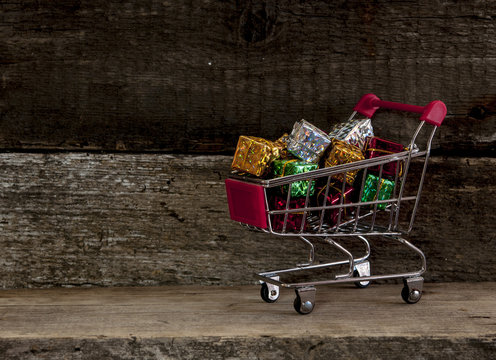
(401, 285, 422, 304)
(293, 287, 316, 315)
(353, 261, 371, 288)
(260, 282, 279, 303)
(293, 295, 314, 315)
(353, 270, 370, 289)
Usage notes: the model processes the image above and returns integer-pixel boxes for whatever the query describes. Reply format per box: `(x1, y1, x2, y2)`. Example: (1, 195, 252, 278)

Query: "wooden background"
(0, 0, 495, 288)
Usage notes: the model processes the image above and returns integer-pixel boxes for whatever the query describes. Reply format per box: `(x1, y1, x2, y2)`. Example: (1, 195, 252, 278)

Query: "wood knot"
(468, 105, 488, 120)
(239, 2, 277, 43)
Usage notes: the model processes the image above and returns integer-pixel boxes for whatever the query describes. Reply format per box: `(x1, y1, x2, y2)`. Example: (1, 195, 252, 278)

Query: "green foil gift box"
(360, 174, 395, 210)
(273, 159, 318, 197)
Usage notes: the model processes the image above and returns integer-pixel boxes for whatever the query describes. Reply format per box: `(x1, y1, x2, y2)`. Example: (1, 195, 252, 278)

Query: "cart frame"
(225, 94, 447, 314)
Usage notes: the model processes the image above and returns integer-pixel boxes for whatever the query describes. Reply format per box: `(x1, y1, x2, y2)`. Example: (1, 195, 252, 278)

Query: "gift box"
(287, 120, 332, 162)
(231, 136, 280, 177)
(273, 159, 318, 197)
(315, 183, 354, 226)
(328, 117, 374, 150)
(364, 137, 405, 178)
(324, 139, 365, 185)
(360, 174, 395, 210)
(273, 133, 291, 159)
(271, 196, 307, 232)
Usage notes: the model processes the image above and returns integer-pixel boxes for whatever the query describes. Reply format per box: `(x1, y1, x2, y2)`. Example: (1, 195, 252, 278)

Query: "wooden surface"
(1, 0, 495, 153)
(1, 337, 494, 360)
(0, 153, 494, 288)
(0, 282, 495, 338)
(0, 283, 495, 359)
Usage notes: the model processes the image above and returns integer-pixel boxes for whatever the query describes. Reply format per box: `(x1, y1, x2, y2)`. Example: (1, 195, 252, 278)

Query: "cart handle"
(353, 94, 447, 127)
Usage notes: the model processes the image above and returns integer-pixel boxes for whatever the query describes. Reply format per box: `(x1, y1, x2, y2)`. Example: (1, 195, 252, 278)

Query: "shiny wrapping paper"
(360, 174, 395, 210)
(273, 133, 291, 159)
(324, 139, 365, 185)
(365, 137, 405, 178)
(231, 136, 280, 177)
(315, 184, 354, 226)
(287, 120, 332, 162)
(273, 159, 318, 197)
(271, 196, 306, 232)
(328, 117, 374, 150)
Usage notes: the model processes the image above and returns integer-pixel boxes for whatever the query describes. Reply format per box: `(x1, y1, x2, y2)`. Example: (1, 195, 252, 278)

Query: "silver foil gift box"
(287, 119, 332, 163)
(328, 117, 374, 150)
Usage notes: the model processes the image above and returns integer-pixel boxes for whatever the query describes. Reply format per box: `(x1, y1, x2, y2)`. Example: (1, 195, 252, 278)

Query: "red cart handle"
(353, 94, 447, 127)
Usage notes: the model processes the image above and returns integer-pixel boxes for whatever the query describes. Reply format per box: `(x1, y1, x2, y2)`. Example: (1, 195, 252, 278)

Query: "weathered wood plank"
(0, 283, 495, 359)
(0, 283, 495, 338)
(1, 0, 495, 152)
(2, 337, 495, 360)
(0, 153, 494, 288)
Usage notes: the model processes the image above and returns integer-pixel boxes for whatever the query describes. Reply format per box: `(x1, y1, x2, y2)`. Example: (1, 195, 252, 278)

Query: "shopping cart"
(225, 94, 447, 314)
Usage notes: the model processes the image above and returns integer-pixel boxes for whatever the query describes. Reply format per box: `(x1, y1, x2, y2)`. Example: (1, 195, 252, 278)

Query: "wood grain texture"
(1, 0, 495, 153)
(2, 337, 495, 360)
(0, 283, 495, 338)
(0, 283, 495, 359)
(0, 153, 494, 288)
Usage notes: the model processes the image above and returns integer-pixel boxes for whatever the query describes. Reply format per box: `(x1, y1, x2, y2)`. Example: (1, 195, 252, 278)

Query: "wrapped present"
(271, 196, 307, 232)
(287, 120, 332, 162)
(273, 133, 291, 159)
(273, 159, 318, 197)
(315, 183, 354, 226)
(231, 136, 280, 177)
(328, 117, 374, 150)
(324, 139, 365, 185)
(364, 137, 405, 178)
(360, 174, 395, 210)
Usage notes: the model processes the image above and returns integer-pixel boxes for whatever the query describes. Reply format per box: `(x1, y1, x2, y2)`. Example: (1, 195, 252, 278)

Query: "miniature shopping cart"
(225, 94, 447, 314)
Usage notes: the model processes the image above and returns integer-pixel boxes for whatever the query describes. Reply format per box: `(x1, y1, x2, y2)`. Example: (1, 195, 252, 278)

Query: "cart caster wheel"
(401, 286, 422, 304)
(294, 295, 314, 315)
(353, 261, 371, 288)
(401, 277, 424, 304)
(260, 282, 280, 303)
(293, 287, 316, 315)
(353, 270, 370, 289)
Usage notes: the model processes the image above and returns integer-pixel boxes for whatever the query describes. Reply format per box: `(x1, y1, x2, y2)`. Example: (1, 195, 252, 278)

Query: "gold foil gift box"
(324, 139, 365, 185)
(231, 135, 283, 177)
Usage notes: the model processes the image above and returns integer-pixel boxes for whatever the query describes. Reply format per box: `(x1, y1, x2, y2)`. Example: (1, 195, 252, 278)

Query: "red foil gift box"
(364, 137, 405, 178)
(315, 184, 354, 227)
(271, 196, 307, 232)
